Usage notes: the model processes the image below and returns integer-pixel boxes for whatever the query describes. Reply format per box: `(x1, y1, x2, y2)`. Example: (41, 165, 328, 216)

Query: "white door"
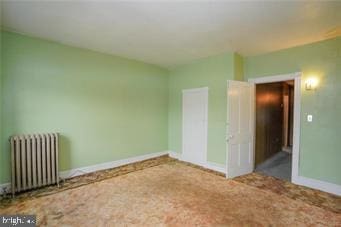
(182, 87, 208, 166)
(227, 81, 255, 178)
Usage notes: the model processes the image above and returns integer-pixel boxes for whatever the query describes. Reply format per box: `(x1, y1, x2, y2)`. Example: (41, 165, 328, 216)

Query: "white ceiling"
(2, 1, 341, 68)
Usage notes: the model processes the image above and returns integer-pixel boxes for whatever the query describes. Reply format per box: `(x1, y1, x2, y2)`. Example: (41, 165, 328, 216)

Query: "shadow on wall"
(59, 134, 71, 171)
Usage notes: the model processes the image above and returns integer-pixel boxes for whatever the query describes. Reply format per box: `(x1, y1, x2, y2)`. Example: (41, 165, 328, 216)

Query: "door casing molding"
(248, 72, 341, 196)
(248, 72, 301, 183)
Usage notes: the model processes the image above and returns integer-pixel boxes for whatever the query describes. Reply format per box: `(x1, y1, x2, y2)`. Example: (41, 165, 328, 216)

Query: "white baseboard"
(168, 150, 226, 174)
(59, 151, 168, 179)
(0, 151, 169, 195)
(170, 151, 341, 196)
(3, 149, 338, 196)
(293, 175, 341, 196)
(168, 150, 182, 160)
(205, 161, 226, 174)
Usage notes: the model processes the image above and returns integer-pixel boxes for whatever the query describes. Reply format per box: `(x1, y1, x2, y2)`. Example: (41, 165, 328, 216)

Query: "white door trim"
(182, 87, 209, 94)
(248, 72, 301, 183)
(248, 72, 301, 84)
(182, 87, 209, 166)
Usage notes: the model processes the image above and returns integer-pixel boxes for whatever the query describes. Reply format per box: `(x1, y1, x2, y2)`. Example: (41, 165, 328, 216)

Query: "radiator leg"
(12, 182, 15, 198)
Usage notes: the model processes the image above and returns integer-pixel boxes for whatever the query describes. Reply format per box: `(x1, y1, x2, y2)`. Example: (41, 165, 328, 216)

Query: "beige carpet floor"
(1, 161, 340, 226)
(234, 172, 341, 214)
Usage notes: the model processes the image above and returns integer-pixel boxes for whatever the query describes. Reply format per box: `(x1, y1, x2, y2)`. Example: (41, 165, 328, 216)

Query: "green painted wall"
(244, 37, 341, 185)
(0, 31, 169, 184)
(233, 53, 244, 81)
(168, 53, 234, 164)
(1, 30, 339, 187)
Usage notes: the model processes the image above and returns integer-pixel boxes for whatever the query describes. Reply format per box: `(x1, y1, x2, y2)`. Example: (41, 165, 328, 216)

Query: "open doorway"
(254, 80, 294, 181)
(226, 73, 301, 182)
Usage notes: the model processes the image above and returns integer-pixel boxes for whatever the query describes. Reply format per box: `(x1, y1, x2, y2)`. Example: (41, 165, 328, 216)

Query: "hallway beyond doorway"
(255, 151, 292, 181)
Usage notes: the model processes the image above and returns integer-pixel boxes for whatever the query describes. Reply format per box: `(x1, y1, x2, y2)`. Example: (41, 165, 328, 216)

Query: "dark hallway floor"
(255, 151, 292, 181)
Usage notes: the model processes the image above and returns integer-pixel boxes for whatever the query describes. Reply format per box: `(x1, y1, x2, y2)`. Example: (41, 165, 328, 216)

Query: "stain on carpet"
(234, 172, 341, 214)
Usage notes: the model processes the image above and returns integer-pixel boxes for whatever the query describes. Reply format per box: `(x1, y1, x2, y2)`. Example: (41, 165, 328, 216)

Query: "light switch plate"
(307, 114, 313, 122)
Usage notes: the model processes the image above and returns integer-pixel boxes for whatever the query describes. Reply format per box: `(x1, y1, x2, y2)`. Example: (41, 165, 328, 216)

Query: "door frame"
(182, 87, 209, 166)
(248, 72, 301, 183)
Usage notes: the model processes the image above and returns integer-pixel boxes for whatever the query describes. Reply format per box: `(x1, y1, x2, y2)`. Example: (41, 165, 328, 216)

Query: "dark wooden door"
(255, 82, 284, 166)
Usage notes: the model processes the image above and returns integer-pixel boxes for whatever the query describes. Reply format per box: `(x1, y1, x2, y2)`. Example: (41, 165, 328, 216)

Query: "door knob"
(226, 135, 234, 142)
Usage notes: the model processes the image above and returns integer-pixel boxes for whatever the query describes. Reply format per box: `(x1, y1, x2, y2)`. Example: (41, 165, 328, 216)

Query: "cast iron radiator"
(10, 133, 59, 196)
